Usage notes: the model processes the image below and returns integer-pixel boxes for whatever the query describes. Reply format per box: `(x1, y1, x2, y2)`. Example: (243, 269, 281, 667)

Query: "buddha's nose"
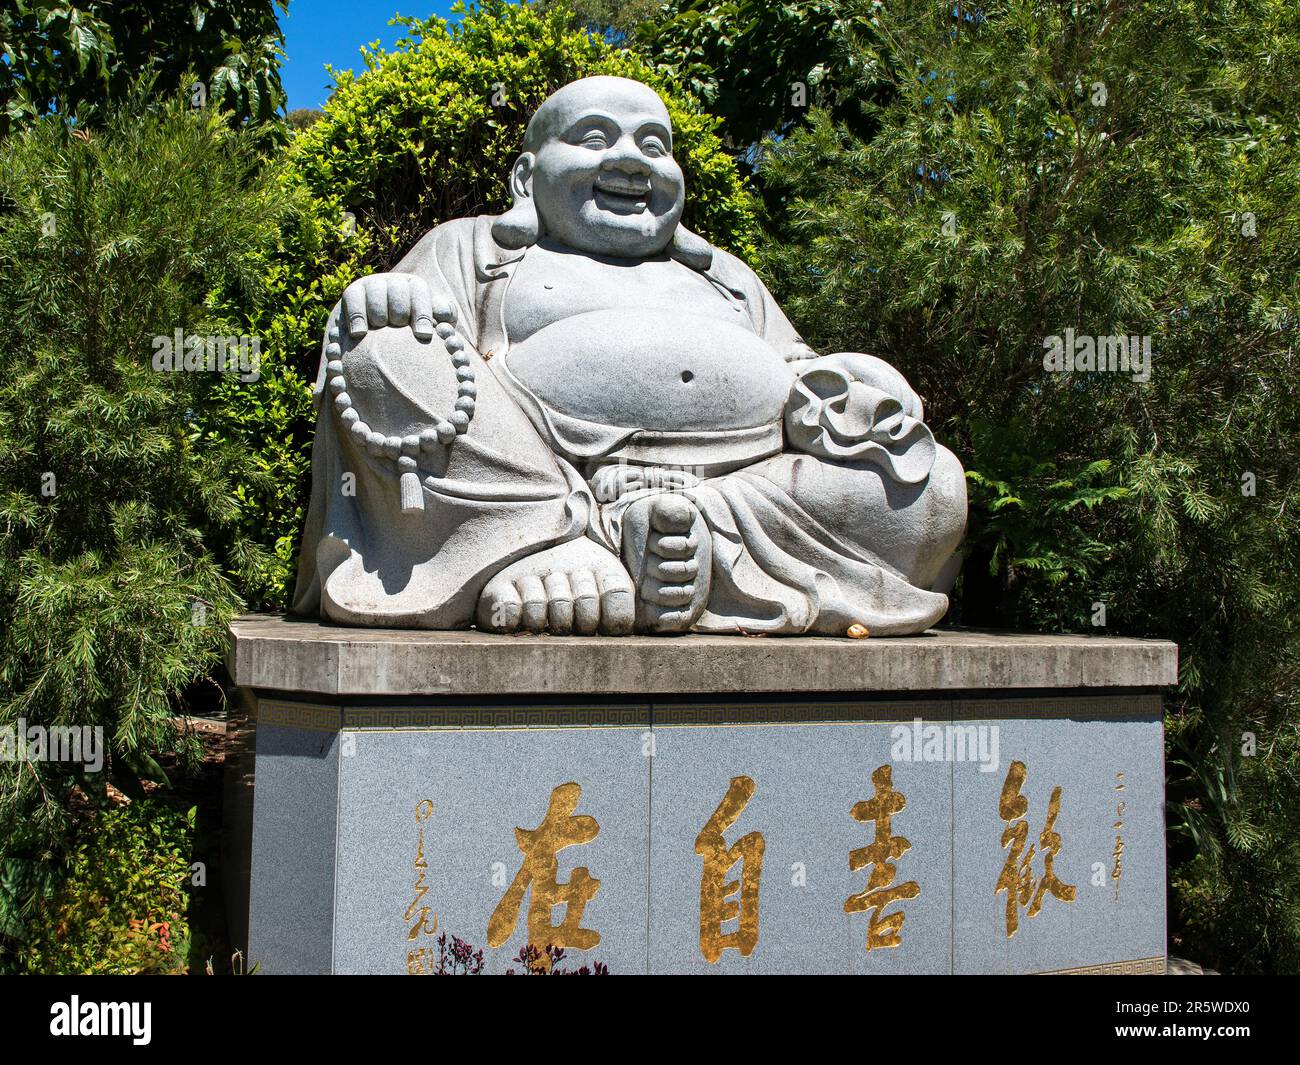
(602, 137, 652, 176)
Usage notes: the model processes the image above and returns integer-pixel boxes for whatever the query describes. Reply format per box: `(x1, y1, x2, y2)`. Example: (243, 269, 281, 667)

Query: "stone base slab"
(226, 615, 1178, 696)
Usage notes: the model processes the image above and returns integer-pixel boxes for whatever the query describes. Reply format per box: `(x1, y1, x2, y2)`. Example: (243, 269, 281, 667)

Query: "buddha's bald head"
(505, 76, 686, 258)
(523, 76, 672, 152)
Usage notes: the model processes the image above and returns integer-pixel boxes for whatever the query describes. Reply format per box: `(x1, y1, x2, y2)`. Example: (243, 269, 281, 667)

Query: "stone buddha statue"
(292, 76, 966, 636)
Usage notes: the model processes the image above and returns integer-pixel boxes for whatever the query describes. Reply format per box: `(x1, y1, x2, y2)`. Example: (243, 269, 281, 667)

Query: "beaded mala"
(326, 320, 477, 513)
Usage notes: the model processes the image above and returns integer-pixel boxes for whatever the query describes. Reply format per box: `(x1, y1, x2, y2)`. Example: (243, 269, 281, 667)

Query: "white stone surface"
(292, 76, 969, 636)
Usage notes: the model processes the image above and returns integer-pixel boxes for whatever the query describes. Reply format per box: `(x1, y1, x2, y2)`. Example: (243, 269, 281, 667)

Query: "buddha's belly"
(505, 309, 795, 432)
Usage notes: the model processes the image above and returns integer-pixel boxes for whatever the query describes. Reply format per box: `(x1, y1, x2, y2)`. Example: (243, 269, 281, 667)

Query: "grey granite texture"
(231, 614, 1174, 974)
(237, 690, 1167, 974)
(647, 716, 954, 974)
(246, 724, 340, 974)
(292, 76, 966, 637)
(950, 713, 1166, 974)
(227, 615, 1178, 697)
(332, 722, 651, 974)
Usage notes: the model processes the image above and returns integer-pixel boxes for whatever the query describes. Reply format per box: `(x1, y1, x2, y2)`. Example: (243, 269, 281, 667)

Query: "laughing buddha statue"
(292, 76, 967, 636)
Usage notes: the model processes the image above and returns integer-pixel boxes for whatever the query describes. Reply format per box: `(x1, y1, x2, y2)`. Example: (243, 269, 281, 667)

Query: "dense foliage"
(534, 0, 664, 41)
(635, 0, 897, 159)
(14, 800, 194, 975)
(0, 96, 288, 959)
(0, 1, 288, 135)
(745, 0, 1300, 972)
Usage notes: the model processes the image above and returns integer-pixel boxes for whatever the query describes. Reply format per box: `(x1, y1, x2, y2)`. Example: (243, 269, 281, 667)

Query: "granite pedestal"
(224, 616, 1176, 975)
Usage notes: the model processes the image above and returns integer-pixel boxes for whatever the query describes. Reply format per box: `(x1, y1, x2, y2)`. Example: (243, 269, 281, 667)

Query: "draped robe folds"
(292, 214, 961, 634)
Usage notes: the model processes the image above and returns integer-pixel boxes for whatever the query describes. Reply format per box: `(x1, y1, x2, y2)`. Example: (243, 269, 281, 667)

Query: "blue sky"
(281, 0, 461, 111)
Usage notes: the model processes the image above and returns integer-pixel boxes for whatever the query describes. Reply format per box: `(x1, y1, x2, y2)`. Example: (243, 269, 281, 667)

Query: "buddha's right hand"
(340, 272, 458, 342)
(590, 464, 701, 504)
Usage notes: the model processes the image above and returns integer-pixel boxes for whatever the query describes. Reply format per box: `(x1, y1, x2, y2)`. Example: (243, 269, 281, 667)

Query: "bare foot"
(476, 537, 635, 635)
(621, 493, 711, 633)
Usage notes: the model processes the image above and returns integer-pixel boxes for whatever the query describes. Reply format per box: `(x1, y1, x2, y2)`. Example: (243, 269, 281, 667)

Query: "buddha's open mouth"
(593, 181, 650, 213)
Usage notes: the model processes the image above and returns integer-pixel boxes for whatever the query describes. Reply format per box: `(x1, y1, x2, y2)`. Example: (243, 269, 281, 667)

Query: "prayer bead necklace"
(326, 320, 477, 513)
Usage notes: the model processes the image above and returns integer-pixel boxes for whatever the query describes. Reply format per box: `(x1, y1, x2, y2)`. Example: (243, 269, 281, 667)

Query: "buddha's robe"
(292, 215, 965, 634)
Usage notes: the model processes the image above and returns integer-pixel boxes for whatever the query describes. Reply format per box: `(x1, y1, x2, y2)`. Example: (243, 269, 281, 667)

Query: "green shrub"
(0, 92, 287, 957)
(750, 0, 1300, 971)
(205, 168, 369, 608)
(0, 0, 287, 135)
(17, 800, 194, 975)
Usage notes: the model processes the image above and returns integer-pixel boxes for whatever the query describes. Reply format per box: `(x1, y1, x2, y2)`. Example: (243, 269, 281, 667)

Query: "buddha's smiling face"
(524, 77, 685, 259)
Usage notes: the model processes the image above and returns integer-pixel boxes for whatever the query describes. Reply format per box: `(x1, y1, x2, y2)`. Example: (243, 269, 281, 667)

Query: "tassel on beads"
(399, 462, 424, 513)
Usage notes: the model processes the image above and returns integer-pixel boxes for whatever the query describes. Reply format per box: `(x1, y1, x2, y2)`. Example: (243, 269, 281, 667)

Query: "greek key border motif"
(654, 694, 1162, 727)
(343, 705, 651, 729)
(958, 694, 1163, 720)
(1039, 956, 1167, 975)
(652, 700, 951, 726)
(254, 700, 342, 732)
(252, 697, 651, 731)
(252, 695, 1161, 732)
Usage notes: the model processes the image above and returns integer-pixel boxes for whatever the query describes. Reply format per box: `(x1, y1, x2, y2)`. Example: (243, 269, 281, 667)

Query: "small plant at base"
(507, 942, 609, 975)
(434, 932, 485, 975)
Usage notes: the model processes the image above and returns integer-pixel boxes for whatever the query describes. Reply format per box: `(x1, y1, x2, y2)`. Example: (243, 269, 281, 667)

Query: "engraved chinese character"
(488, 782, 601, 962)
(407, 946, 434, 974)
(995, 760, 1076, 938)
(845, 764, 920, 950)
(405, 799, 438, 943)
(695, 775, 764, 963)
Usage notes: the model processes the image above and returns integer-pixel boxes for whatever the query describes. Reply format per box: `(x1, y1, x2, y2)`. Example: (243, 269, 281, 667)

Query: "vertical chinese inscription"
(695, 775, 764, 963)
(845, 764, 921, 950)
(487, 782, 601, 962)
(995, 760, 1076, 938)
(405, 798, 439, 974)
(1112, 771, 1126, 901)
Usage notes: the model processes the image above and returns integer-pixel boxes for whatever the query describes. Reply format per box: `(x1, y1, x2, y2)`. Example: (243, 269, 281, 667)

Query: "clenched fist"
(340, 272, 458, 342)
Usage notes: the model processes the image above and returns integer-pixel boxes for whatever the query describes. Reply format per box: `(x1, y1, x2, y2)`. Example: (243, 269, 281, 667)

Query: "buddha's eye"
(642, 137, 667, 157)
(581, 130, 609, 149)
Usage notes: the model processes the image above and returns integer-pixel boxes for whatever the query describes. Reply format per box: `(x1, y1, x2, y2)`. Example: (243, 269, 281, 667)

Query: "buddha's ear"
(492, 153, 541, 250)
(669, 223, 714, 271)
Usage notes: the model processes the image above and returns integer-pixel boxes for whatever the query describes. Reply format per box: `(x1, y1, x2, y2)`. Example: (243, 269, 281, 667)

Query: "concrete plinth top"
(225, 615, 1178, 697)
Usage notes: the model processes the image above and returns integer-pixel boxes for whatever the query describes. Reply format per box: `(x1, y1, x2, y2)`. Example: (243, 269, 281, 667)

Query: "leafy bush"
(204, 167, 368, 608)
(534, 0, 664, 41)
(635, 0, 898, 160)
(750, 0, 1300, 971)
(0, 92, 287, 958)
(214, 0, 759, 608)
(0, 0, 287, 135)
(16, 799, 194, 975)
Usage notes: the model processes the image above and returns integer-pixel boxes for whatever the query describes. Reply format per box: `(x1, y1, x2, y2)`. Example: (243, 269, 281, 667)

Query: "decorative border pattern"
(254, 700, 342, 732)
(343, 705, 650, 729)
(958, 694, 1163, 721)
(653, 700, 952, 726)
(253, 698, 650, 730)
(655, 695, 1162, 727)
(1039, 956, 1167, 975)
(252, 695, 1162, 732)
